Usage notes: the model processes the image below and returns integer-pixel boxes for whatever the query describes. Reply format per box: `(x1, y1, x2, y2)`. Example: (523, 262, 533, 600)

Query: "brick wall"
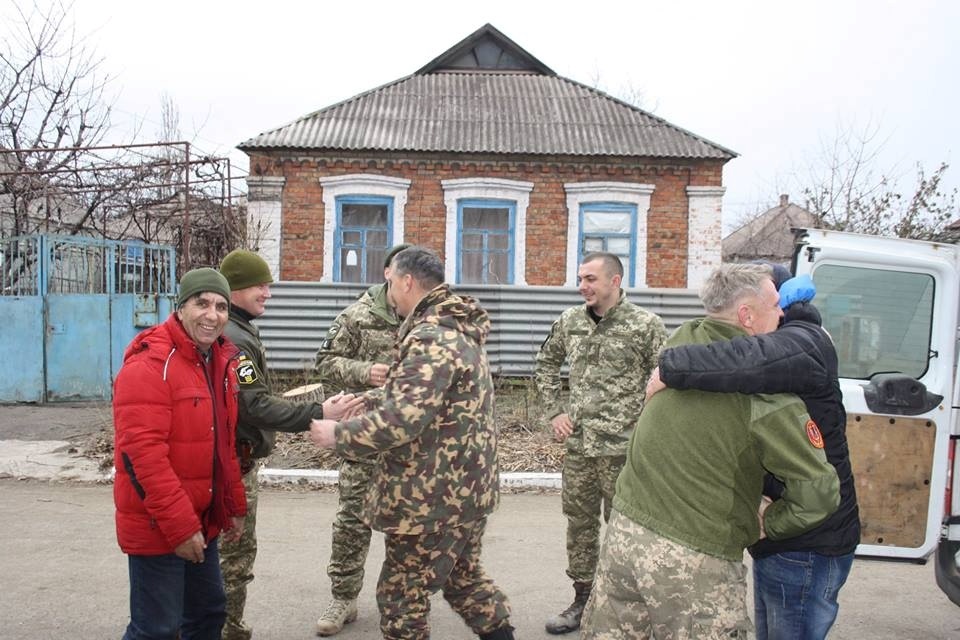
(247, 152, 726, 287)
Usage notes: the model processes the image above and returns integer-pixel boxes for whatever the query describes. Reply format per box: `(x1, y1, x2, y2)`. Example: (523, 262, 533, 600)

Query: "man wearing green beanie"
(217, 249, 361, 640)
(313, 243, 409, 636)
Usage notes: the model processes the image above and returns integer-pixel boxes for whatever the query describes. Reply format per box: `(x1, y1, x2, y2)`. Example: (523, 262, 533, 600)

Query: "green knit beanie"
(220, 249, 274, 291)
(177, 268, 231, 306)
(384, 243, 412, 269)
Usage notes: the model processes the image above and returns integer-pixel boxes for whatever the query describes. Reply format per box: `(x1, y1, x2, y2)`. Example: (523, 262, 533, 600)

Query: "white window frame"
(442, 178, 533, 285)
(564, 182, 655, 287)
(318, 174, 411, 283)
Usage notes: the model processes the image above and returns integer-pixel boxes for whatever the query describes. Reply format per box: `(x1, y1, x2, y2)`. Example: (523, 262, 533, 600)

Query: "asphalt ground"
(1, 402, 958, 638)
(1, 479, 958, 640)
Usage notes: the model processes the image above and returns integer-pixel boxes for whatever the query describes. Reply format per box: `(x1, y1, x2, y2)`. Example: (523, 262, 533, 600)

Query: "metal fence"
(0, 234, 176, 402)
(1, 234, 176, 297)
(258, 282, 703, 376)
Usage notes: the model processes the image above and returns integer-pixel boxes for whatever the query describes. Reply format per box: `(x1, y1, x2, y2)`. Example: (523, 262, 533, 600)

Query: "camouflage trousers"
(328, 457, 375, 600)
(562, 451, 626, 583)
(219, 465, 259, 640)
(377, 517, 512, 640)
(580, 510, 752, 640)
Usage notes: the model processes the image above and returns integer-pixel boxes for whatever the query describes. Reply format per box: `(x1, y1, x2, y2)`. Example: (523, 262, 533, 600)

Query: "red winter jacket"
(113, 313, 247, 555)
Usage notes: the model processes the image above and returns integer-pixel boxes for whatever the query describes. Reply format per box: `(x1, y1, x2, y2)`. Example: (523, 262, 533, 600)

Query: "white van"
(791, 227, 960, 604)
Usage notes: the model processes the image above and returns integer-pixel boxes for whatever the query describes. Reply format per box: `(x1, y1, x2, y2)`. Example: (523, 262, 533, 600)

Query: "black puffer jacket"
(659, 302, 860, 557)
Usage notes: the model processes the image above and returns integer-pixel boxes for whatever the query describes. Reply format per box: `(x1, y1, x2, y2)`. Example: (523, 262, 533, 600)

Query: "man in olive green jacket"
(580, 263, 840, 640)
(218, 249, 360, 640)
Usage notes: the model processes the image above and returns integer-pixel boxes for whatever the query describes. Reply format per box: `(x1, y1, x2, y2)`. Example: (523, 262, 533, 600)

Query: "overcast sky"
(10, 0, 959, 232)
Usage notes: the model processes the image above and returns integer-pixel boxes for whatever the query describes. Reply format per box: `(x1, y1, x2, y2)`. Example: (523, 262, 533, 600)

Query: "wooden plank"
(847, 413, 936, 548)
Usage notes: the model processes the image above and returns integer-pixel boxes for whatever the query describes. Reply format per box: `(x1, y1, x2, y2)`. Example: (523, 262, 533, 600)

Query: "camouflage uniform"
(220, 307, 324, 640)
(334, 284, 512, 639)
(581, 317, 840, 638)
(535, 291, 667, 583)
(315, 283, 400, 601)
(581, 511, 751, 640)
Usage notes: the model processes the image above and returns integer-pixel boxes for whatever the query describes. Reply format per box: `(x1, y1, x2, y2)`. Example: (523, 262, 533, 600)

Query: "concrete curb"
(260, 467, 561, 489)
(0, 440, 562, 489)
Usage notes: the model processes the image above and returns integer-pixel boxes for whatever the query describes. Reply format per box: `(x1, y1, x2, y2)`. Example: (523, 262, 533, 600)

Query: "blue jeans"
(753, 550, 854, 640)
(123, 538, 226, 640)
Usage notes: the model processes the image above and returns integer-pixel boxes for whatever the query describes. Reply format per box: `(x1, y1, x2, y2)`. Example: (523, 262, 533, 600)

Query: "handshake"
(309, 392, 366, 449)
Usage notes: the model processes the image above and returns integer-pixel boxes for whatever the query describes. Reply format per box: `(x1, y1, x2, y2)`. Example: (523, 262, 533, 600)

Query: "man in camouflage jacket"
(312, 243, 408, 636)
(535, 251, 668, 635)
(310, 246, 515, 640)
(218, 249, 360, 640)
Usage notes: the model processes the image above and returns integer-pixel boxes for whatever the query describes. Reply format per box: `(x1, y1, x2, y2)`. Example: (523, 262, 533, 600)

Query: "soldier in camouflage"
(580, 263, 840, 639)
(535, 251, 668, 635)
(217, 249, 361, 640)
(309, 246, 515, 640)
(313, 243, 409, 636)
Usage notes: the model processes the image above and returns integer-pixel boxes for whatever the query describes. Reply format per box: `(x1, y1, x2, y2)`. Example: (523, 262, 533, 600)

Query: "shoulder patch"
(806, 419, 824, 449)
(236, 353, 259, 385)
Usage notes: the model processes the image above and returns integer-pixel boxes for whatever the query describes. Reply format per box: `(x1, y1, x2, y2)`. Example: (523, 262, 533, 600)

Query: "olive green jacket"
(225, 307, 322, 459)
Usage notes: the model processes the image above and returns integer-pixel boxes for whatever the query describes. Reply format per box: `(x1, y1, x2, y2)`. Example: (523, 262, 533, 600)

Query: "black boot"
(544, 581, 592, 634)
(479, 624, 515, 640)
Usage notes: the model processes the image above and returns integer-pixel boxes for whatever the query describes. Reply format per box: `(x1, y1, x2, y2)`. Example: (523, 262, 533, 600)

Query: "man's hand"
(551, 413, 574, 442)
(322, 393, 365, 421)
(645, 367, 666, 402)
(757, 495, 773, 540)
(368, 363, 390, 387)
(174, 531, 206, 563)
(309, 419, 338, 449)
(222, 516, 245, 544)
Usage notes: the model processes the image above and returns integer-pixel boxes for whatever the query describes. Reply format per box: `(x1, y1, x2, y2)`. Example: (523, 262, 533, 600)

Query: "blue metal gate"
(0, 234, 176, 402)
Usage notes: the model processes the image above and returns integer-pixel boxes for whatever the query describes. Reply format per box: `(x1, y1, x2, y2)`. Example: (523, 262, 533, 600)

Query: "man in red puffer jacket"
(113, 267, 247, 640)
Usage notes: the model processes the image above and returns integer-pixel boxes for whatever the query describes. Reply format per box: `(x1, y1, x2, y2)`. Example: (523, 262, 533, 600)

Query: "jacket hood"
(410, 285, 490, 345)
(362, 283, 401, 326)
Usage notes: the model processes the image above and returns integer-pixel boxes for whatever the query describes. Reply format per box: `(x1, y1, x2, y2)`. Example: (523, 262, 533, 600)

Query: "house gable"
(416, 23, 555, 75)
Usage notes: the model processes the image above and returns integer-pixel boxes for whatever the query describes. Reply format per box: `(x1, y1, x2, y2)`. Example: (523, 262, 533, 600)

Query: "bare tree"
(0, 0, 249, 283)
(797, 120, 956, 240)
(0, 0, 114, 236)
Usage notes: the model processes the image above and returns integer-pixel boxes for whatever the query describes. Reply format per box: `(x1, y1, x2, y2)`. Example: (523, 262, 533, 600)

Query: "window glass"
(342, 203, 387, 227)
(813, 264, 934, 379)
(579, 204, 636, 286)
(336, 198, 391, 283)
(584, 211, 631, 234)
(459, 201, 513, 284)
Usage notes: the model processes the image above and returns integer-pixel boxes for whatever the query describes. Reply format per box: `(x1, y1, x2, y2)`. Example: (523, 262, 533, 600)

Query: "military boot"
(544, 581, 592, 634)
(479, 624, 515, 640)
(315, 597, 358, 636)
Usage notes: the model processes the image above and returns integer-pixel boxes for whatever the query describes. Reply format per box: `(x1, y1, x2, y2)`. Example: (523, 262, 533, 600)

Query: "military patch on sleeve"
(319, 324, 340, 352)
(805, 419, 824, 449)
(236, 353, 259, 385)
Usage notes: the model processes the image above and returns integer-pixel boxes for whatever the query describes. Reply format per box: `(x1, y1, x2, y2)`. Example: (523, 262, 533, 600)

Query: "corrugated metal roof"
(239, 73, 736, 160)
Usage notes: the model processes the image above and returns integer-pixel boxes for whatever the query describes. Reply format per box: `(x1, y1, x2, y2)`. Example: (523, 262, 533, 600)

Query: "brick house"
(239, 24, 736, 289)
